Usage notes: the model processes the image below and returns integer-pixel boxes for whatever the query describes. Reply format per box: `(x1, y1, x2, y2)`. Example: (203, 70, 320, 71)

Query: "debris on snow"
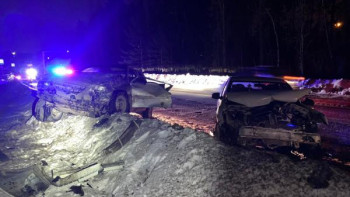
(67, 185, 84, 196)
(1, 82, 350, 197)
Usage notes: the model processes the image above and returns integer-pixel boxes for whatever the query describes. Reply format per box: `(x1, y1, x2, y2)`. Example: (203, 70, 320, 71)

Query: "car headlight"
(25, 68, 38, 80)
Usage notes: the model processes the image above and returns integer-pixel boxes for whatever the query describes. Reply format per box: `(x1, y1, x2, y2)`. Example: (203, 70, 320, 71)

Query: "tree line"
(78, 0, 349, 77)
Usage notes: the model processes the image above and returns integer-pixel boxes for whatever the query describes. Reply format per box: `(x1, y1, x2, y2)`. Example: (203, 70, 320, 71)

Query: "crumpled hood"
(226, 89, 311, 107)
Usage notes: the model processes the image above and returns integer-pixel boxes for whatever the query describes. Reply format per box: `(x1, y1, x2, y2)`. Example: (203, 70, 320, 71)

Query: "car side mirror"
(212, 92, 222, 100)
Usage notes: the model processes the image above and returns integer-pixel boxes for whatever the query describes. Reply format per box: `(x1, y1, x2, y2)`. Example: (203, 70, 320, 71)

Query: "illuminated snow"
(146, 73, 229, 91)
(147, 74, 350, 97)
(1, 81, 350, 197)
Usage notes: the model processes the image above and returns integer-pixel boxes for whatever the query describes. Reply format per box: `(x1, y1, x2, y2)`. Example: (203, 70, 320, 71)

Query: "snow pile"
(2, 109, 350, 196)
(40, 118, 350, 196)
(1, 82, 350, 196)
(146, 73, 229, 91)
(146, 73, 350, 96)
(301, 79, 350, 96)
(0, 114, 136, 175)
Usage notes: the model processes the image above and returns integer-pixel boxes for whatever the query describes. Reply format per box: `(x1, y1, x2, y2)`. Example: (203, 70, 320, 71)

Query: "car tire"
(141, 108, 153, 119)
(214, 123, 238, 145)
(305, 122, 318, 133)
(110, 92, 130, 114)
(33, 99, 63, 122)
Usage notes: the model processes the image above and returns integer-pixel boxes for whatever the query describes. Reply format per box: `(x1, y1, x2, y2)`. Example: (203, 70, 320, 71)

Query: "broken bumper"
(238, 126, 321, 148)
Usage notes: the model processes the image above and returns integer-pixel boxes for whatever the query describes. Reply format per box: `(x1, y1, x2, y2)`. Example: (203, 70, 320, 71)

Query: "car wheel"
(110, 92, 130, 114)
(305, 122, 318, 133)
(33, 99, 63, 122)
(141, 108, 153, 119)
(214, 123, 238, 145)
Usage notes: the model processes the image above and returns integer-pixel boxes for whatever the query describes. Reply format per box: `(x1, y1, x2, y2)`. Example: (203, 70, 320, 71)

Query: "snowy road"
(154, 88, 350, 165)
(315, 106, 350, 124)
(156, 87, 350, 136)
(170, 88, 218, 105)
(153, 88, 218, 133)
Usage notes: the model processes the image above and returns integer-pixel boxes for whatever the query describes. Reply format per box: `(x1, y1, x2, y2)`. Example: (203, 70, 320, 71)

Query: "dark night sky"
(0, 0, 349, 77)
(0, 0, 107, 52)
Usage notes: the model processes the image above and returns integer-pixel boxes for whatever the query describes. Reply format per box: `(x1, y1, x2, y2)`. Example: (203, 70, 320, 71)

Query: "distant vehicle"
(0, 68, 14, 83)
(32, 67, 172, 122)
(0, 73, 8, 83)
(212, 76, 328, 149)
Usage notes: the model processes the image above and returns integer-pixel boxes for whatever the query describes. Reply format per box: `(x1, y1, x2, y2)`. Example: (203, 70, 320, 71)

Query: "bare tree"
(296, 0, 306, 75)
(258, 0, 264, 65)
(266, 8, 280, 67)
(322, 0, 334, 67)
(213, 0, 226, 67)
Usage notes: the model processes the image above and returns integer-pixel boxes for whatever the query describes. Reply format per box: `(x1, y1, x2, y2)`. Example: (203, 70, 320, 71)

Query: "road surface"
(154, 88, 350, 166)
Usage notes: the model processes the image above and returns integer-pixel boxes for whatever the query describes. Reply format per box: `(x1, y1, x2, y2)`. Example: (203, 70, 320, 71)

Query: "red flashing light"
(66, 69, 74, 75)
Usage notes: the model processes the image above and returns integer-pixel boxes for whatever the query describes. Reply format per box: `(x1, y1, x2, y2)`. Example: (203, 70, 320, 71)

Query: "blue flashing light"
(51, 66, 74, 76)
(254, 73, 275, 78)
(52, 66, 67, 76)
(286, 123, 297, 128)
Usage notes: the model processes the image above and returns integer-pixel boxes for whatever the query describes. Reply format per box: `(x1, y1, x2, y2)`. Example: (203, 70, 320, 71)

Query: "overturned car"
(212, 76, 328, 149)
(32, 67, 172, 122)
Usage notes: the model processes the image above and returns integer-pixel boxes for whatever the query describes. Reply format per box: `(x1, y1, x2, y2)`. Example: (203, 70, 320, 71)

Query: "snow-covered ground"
(1, 82, 350, 196)
(146, 73, 350, 97)
(146, 73, 228, 93)
(301, 79, 350, 96)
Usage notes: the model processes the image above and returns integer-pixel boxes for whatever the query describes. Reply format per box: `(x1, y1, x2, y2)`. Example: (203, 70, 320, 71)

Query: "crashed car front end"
(214, 77, 328, 149)
(32, 71, 173, 121)
(35, 77, 113, 117)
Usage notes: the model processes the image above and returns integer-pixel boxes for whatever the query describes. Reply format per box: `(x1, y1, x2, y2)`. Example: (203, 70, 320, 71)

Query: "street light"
(334, 21, 343, 29)
(11, 51, 16, 56)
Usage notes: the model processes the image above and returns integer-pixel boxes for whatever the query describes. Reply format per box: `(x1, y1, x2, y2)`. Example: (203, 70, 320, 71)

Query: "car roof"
(229, 76, 287, 83)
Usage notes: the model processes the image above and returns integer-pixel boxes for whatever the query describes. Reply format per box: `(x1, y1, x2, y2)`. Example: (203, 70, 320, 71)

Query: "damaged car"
(32, 67, 172, 122)
(212, 76, 328, 149)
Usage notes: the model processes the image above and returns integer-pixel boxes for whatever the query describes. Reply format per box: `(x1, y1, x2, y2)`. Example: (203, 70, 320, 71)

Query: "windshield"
(227, 81, 292, 92)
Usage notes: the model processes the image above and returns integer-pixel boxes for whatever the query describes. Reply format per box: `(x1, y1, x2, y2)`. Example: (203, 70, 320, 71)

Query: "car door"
(216, 77, 231, 116)
(129, 74, 172, 109)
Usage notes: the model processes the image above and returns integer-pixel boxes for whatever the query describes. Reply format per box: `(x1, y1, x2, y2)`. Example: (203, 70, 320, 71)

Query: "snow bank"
(1, 82, 350, 197)
(301, 79, 350, 96)
(41, 118, 350, 197)
(1, 114, 137, 175)
(146, 73, 229, 91)
(146, 73, 350, 96)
